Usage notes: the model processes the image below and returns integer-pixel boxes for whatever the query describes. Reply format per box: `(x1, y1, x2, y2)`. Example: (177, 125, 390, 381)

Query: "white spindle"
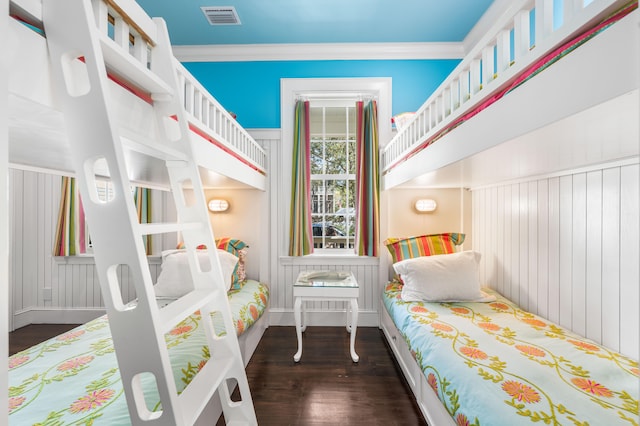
(514, 10, 531, 61)
(536, 0, 554, 43)
(451, 79, 460, 111)
(461, 69, 471, 102)
(564, 0, 583, 23)
(113, 15, 128, 49)
(470, 58, 481, 95)
(482, 46, 495, 85)
(496, 29, 511, 73)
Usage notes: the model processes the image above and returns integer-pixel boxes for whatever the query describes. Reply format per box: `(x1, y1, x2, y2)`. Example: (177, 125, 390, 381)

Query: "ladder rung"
(138, 222, 202, 236)
(159, 289, 219, 334)
(99, 34, 173, 97)
(178, 356, 235, 426)
(122, 135, 190, 162)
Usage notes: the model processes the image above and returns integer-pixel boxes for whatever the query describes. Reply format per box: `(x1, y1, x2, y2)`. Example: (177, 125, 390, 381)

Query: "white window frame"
(280, 78, 392, 257)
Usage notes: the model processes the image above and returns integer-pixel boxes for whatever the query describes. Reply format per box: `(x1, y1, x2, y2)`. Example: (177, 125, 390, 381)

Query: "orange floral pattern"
(381, 281, 639, 425)
(571, 378, 613, 397)
(8, 280, 269, 423)
(502, 381, 541, 403)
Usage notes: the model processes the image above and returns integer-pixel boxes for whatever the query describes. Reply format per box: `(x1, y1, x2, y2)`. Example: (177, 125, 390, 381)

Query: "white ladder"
(42, 1, 257, 424)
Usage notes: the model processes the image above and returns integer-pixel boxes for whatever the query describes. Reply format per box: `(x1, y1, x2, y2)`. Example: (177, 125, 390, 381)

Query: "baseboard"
(268, 309, 379, 327)
(12, 308, 106, 330)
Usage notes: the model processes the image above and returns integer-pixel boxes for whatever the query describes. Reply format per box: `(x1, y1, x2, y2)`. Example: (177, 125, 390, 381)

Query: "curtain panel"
(53, 176, 86, 256)
(355, 100, 380, 256)
(54, 178, 153, 256)
(288, 100, 314, 256)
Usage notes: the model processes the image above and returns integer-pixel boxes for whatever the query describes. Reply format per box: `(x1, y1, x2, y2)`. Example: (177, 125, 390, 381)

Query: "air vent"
(201, 6, 241, 25)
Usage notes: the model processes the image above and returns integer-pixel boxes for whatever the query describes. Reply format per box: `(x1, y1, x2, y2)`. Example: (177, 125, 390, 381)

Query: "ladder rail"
(42, 0, 257, 424)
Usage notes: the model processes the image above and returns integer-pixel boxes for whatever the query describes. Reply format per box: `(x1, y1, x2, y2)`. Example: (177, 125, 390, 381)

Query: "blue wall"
(183, 60, 460, 129)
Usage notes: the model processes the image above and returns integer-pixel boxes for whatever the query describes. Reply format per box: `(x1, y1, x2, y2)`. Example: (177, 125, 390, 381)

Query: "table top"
(294, 270, 358, 288)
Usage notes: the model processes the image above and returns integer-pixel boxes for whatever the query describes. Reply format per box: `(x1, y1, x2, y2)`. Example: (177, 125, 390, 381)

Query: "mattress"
(8, 280, 269, 425)
(382, 280, 639, 425)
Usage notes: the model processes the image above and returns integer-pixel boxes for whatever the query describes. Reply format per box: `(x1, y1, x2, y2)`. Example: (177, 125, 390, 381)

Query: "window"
(309, 102, 356, 250)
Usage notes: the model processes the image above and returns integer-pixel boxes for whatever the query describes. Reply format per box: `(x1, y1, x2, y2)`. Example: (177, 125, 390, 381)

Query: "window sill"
(54, 254, 162, 265)
(280, 254, 379, 267)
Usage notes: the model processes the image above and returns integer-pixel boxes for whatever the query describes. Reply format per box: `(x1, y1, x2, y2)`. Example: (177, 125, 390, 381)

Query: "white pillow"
(154, 249, 238, 297)
(393, 251, 495, 302)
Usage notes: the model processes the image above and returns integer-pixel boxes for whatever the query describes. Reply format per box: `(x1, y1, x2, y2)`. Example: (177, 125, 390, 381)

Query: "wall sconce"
(414, 199, 437, 213)
(208, 199, 229, 212)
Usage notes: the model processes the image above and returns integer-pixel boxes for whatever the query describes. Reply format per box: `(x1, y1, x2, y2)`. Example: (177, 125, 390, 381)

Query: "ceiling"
(136, 0, 495, 47)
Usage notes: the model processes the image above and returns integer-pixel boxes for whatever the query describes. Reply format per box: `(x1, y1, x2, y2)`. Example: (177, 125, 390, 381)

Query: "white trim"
(469, 156, 640, 191)
(173, 42, 464, 62)
(12, 308, 106, 330)
(247, 128, 281, 141)
(279, 255, 379, 267)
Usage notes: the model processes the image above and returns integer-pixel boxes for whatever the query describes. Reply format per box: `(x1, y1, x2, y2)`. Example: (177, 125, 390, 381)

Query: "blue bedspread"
(9, 280, 269, 425)
(382, 281, 639, 425)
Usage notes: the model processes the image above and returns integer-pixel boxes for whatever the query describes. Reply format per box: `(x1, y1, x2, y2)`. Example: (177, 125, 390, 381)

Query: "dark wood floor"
(10, 324, 426, 425)
(219, 326, 426, 426)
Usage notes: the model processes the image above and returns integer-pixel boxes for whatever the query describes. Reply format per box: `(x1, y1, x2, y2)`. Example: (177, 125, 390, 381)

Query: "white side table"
(293, 270, 359, 363)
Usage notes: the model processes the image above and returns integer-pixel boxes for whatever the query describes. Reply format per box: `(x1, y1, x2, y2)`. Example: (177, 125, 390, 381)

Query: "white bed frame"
(382, 0, 638, 190)
(5, 0, 270, 424)
(378, 1, 638, 424)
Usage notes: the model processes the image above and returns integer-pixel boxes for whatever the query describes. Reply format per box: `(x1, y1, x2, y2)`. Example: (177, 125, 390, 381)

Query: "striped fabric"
(288, 100, 314, 256)
(384, 233, 465, 264)
(133, 187, 152, 255)
(355, 100, 380, 256)
(53, 177, 86, 256)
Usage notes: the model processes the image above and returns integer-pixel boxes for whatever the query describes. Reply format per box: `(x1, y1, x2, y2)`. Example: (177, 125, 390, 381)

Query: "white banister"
(382, 0, 629, 174)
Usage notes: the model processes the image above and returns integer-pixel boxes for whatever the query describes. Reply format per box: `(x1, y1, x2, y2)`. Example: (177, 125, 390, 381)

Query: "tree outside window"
(309, 104, 356, 250)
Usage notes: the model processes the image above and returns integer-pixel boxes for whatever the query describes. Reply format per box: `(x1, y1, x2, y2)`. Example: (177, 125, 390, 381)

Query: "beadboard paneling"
(472, 162, 639, 359)
(9, 170, 163, 328)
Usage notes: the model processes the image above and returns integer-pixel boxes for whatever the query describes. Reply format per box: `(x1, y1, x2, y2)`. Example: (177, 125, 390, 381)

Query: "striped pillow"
(215, 238, 249, 290)
(384, 233, 465, 264)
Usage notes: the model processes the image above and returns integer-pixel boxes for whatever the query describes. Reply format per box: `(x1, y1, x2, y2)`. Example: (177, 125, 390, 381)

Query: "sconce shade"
(415, 199, 437, 212)
(208, 199, 229, 212)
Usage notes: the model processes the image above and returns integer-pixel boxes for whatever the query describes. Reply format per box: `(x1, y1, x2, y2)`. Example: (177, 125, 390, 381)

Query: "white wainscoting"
(472, 161, 639, 359)
(9, 169, 165, 329)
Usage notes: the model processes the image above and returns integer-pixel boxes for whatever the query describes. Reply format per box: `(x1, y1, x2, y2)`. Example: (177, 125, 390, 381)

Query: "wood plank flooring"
(9, 324, 427, 425)
(219, 326, 427, 426)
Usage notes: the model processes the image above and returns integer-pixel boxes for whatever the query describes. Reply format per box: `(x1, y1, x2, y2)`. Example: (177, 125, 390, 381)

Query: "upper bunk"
(8, 0, 266, 191)
(382, 0, 639, 190)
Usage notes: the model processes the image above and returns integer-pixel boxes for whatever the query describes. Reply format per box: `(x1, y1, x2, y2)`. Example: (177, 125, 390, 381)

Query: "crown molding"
(172, 42, 465, 62)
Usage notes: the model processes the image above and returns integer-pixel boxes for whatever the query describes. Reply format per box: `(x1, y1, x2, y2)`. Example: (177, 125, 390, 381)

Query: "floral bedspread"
(382, 281, 639, 426)
(9, 280, 269, 425)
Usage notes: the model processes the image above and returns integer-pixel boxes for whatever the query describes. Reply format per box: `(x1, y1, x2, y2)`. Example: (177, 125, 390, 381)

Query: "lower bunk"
(8, 279, 269, 425)
(381, 280, 639, 425)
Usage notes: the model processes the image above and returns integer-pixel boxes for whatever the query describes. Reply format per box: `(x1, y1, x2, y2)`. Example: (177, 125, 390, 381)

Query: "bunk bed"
(6, 0, 269, 424)
(379, 0, 639, 424)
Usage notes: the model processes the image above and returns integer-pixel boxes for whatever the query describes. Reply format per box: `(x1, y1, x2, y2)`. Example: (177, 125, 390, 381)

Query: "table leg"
(349, 298, 359, 363)
(294, 297, 303, 362)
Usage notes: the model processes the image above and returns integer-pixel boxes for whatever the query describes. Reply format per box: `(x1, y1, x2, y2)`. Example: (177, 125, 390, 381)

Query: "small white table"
(293, 270, 359, 363)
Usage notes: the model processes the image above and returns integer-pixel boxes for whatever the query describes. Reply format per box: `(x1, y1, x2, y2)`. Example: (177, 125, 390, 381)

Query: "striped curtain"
(134, 187, 153, 255)
(288, 100, 314, 256)
(355, 100, 380, 256)
(53, 177, 86, 256)
(54, 178, 153, 255)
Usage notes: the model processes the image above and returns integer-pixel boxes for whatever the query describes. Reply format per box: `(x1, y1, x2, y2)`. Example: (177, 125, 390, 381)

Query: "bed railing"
(9, 0, 266, 174)
(381, 0, 633, 174)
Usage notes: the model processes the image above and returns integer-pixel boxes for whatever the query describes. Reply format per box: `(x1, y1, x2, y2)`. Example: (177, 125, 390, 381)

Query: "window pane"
(310, 138, 324, 174)
(325, 140, 347, 175)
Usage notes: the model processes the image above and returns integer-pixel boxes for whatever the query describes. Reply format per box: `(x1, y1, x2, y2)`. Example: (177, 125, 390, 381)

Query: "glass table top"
(294, 270, 358, 288)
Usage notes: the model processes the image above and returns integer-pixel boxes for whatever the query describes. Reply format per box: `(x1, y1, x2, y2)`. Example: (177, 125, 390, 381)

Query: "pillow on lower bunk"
(384, 233, 465, 263)
(154, 249, 238, 297)
(393, 250, 495, 302)
(176, 237, 249, 290)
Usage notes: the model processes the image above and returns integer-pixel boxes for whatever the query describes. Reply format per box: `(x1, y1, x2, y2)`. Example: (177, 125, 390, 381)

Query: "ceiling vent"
(201, 6, 241, 25)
